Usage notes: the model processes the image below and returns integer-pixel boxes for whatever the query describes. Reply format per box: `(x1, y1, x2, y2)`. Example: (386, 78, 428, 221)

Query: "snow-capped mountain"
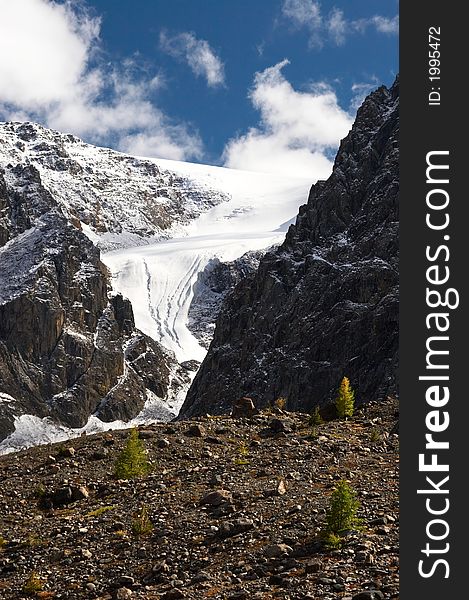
(0, 122, 230, 251)
(0, 122, 311, 452)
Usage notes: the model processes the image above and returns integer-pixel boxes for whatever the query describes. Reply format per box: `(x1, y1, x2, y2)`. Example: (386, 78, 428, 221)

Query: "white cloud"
(327, 8, 347, 46)
(281, 0, 399, 47)
(223, 60, 352, 179)
(282, 0, 322, 47)
(160, 31, 225, 88)
(370, 15, 399, 35)
(0, 0, 202, 160)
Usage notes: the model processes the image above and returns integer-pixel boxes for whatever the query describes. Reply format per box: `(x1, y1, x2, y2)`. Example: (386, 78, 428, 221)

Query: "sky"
(0, 0, 398, 179)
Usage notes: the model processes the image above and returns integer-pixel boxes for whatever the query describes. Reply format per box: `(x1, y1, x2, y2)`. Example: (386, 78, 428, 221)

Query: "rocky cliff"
(0, 163, 185, 442)
(181, 79, 399, 417)
(187, 250, 265, 349)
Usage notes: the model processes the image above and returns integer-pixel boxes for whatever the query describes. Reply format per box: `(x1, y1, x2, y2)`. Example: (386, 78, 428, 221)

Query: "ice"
(0, 384, 190, 455)
(104, 160, 311, 362)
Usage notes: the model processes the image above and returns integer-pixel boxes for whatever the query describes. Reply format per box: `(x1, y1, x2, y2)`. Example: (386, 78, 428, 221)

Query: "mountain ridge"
(181, 78, 399, 417)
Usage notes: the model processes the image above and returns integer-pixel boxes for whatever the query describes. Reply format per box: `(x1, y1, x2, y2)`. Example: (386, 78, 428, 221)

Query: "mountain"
(188, 250, 266, 349)
(0, 122, 230, 251)
(181, 78, 399, 418)
(0, 122, 310, 451)
(0, 160, 191, 444)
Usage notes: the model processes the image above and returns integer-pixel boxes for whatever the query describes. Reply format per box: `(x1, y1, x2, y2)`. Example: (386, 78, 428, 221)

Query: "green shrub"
(86, 505, 117, 518)
(323, 479, 361, 543)
(234, 441, 250, 465)
(335, 377, 355, 419)
(131, 505, 153, 536)
(114, 428, 150, 479)
(23, 572, 43, 595)
(309, 406, 323, 426)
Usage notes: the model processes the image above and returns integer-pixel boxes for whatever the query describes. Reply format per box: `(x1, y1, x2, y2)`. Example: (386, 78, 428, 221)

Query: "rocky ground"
(0, 398, 399, 600)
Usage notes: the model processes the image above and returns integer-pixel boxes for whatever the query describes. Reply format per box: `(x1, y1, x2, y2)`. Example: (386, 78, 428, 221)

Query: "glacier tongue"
(103, 159, 312, 363)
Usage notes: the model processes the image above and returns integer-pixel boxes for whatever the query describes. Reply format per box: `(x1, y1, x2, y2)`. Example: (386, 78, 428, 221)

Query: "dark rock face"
(187, 251, 265, 349)
(0, 165, 178, 441)
(181, 79, 399, 417)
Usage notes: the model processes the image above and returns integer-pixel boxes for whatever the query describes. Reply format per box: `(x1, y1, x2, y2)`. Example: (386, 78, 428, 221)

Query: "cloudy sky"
(0, 0, 398, 179)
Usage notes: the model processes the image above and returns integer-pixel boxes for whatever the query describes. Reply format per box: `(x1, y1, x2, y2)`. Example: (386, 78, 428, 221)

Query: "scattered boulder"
(185, 424, 206, 438)
(161, 589, 185, 599)
(217, 518, 254, 539)
(49, 485, 89, 506)
(263, 543, 293, 558)
(200, 489, 232, 506)
(231, 397, 258, 419)
(352, 591, 384, 600)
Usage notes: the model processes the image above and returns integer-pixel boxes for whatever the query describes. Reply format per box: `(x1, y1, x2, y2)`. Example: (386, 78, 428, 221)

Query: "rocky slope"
(0, 398, 399, 600)
(181, 79, 399, 418)
(0, 162, 187, 442)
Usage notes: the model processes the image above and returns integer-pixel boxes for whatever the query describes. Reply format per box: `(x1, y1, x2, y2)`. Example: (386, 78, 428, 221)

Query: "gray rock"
(304, 560, 322, 574)
(117, 576, 135, 587)
(218, 518, 255, 539)
(180, 78, 399, 418)
(352, 592, 384, 600)
(161, 589, 185, 599)
(231, 397, 258, 419)
(200, 489, 232, 506)
(185, 424, 206, 438)
(263, 543, 293, 558)
(157, 438, 171, 449)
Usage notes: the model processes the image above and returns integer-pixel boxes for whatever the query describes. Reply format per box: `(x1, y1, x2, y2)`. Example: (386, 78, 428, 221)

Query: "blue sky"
(0, 0, 398, 178)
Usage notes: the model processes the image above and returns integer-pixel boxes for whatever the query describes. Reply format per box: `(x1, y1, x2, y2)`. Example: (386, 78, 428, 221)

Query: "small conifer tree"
(114, 428, 150, 479)
(335, 376, 355, 418)
(132, 505, 153, 536)
(309, 406, 323, 426)
(324, 479, 361, 540)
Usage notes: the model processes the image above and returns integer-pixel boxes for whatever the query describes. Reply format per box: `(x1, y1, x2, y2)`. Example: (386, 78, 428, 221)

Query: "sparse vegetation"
(234, 441, 250, 465)
(33, 483, 46, 499)
(274, 397, 287, 410)
(131, 505, 153, 536)
(309, 406, 323, 426)
(25, 534, 44, 547)
(323, 479, 361, 545)
(114, 428, 150, 479)
(335, 377, 355, 419)
(86, 505, 117, 518)
(22, 572, 43, 595)
(0, 397, 399, 600)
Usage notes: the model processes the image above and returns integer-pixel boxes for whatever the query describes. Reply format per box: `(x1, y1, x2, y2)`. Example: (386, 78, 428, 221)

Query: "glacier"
(103, 158, 312, 363)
